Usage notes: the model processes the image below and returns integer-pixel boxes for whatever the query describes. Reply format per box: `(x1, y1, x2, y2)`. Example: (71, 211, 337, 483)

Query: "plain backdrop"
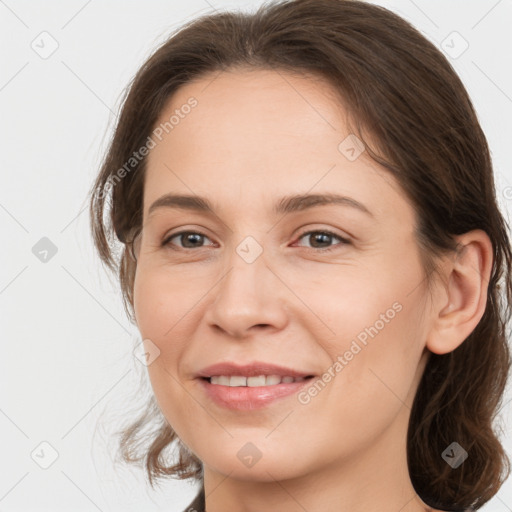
(1, 0, 512, 510)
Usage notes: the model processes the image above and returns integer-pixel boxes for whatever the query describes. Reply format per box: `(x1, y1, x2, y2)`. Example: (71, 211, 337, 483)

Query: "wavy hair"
(88, 0, 512, 509)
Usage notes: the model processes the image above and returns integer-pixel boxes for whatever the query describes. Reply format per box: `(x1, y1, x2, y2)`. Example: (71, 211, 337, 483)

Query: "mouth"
(201, 375, 315, 386)
(196, 363, 316, 410)
(198, 375, 314, 411)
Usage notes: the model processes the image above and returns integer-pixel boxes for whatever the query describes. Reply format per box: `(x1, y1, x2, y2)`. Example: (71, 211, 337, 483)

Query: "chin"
(201, 448, 311, 482)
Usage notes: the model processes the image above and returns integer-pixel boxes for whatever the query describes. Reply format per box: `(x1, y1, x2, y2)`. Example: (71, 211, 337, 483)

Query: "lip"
(197, 361, 314, 379)
(199, 378, 313, 410)
(196, 361, 315, 411)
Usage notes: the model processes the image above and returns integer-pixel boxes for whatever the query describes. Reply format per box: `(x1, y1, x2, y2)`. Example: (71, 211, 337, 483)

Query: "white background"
(1, 0, 512, 510)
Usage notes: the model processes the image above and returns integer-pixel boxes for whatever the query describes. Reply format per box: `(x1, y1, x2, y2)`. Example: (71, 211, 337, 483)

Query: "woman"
(88, 1, 512, 510)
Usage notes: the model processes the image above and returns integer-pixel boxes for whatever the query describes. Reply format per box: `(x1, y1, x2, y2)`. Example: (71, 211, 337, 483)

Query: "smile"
(199, 375, 315, 410)
(209, 375, 310, 386)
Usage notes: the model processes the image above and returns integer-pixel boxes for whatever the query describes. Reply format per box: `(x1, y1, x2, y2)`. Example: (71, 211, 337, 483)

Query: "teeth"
(265, 375, 282, 386)
(230, 376, 247, 387)
(209, 375, 307, 386)
(247, 375, 266, 387)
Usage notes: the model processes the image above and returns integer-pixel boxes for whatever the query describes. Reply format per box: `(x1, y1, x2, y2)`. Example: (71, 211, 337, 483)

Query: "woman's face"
(133, 68, 435, 482)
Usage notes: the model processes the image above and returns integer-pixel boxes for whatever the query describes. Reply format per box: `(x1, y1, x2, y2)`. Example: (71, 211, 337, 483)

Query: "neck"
(202, 404, 433, 512)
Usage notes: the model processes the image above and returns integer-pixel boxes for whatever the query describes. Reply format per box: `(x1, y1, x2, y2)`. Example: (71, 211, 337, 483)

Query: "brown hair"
(88, 0, 512, 509)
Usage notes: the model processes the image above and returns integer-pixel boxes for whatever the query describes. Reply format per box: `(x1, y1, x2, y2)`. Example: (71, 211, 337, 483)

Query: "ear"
(425, 229, 493, 355)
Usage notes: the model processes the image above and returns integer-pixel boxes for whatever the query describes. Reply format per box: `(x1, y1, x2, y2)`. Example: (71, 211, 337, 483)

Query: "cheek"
(300, 249, 426, 397)
(294, 299, 423, 457)
(133, 264, 200, 338)
(133, 267, 191, 378)
(133, 269, 198, 433)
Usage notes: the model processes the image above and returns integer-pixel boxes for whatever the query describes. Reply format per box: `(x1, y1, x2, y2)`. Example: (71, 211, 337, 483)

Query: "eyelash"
(161, 229, 350, 253)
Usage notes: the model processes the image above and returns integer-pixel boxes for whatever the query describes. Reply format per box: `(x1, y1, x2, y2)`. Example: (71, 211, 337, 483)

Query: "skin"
(132, 68, 493, 512)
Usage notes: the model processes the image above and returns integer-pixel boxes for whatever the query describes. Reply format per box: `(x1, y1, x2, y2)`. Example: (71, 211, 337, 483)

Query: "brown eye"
(161, 229, 350, 253)
(295, 230, 350, 251)
(162, 231, 214, 250)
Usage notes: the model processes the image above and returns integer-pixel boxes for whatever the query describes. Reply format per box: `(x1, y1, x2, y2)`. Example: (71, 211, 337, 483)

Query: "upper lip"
(197, 361, 315, 378)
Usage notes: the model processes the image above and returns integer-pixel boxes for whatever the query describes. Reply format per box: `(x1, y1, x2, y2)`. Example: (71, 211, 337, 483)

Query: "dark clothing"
(183, 487, 205, 512)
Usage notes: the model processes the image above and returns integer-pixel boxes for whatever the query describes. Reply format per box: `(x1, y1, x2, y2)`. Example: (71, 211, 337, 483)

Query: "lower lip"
(198, 377, 313, 410)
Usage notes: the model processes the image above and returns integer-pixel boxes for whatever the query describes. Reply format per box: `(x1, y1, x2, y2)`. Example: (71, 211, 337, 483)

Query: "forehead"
(148, 67, 349, 161)
(142, 68, 408, 222)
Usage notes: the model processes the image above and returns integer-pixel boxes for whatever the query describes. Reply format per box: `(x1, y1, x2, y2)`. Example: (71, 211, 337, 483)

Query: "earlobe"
(426, 230, 493, 355)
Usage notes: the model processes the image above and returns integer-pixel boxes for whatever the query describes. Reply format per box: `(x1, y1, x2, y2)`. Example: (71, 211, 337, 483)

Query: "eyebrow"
(147, 192, 373, 218)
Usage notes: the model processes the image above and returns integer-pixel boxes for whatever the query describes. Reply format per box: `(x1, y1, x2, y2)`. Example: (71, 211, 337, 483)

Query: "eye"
(161, 229, 350, 252)
(162, 231, 215, 250)
(293, 229, 350, 252)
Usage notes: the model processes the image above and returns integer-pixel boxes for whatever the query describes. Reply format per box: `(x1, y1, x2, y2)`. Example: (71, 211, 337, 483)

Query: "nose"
(203, 244, 289, 339)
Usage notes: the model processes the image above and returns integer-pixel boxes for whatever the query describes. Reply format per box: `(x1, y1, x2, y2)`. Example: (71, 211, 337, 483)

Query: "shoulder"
(182, 487, 205, 512)
(431, 508, 475, 512)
